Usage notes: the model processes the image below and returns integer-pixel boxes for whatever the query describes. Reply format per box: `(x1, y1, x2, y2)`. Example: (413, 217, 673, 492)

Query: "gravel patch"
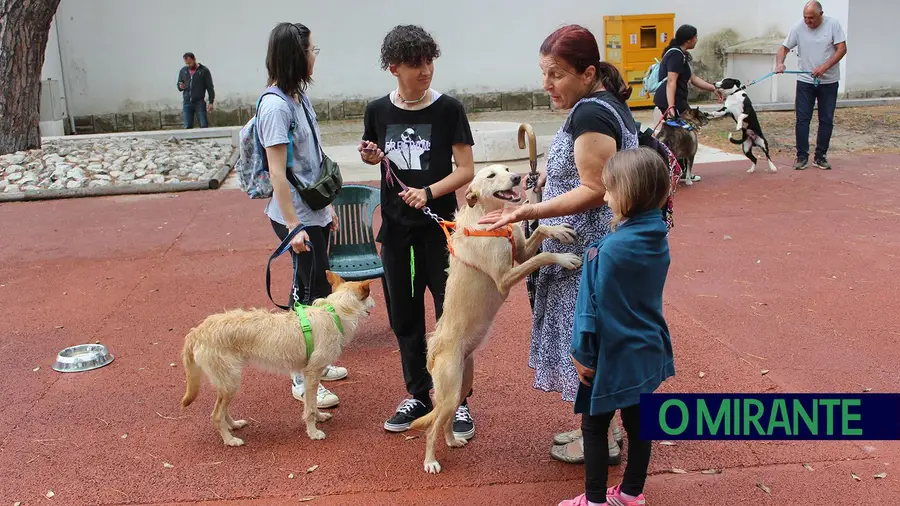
(0, 137, 234, 195)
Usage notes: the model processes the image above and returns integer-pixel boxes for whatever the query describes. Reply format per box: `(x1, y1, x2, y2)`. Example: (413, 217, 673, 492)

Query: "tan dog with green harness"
(180, 271, 375, 446)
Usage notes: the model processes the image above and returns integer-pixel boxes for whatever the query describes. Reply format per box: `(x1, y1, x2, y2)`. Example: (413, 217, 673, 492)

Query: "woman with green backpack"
(255, 22, 348, 411)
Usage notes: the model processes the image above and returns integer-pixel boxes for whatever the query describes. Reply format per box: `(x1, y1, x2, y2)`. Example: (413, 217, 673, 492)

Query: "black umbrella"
(517, 123, 541, 310)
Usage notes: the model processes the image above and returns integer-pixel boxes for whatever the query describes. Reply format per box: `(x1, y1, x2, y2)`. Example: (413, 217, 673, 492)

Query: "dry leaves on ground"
(756, 482, 771, 494)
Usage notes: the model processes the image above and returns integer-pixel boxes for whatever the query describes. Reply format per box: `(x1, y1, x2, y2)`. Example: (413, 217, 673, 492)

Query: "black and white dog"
(707, 78, 777, 174)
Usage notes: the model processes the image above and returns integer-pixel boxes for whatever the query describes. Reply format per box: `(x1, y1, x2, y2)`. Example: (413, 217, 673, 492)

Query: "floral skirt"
(528, 266, 583, 403)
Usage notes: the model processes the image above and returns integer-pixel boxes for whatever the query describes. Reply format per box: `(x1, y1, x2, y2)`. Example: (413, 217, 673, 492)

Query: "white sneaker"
(321, 365, 348, 382)
(608, 434, 622, 464)
(292, 379, 340, 409)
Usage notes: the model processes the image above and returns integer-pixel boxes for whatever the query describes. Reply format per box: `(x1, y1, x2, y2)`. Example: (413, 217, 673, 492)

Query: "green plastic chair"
(327, 184, 384, 281)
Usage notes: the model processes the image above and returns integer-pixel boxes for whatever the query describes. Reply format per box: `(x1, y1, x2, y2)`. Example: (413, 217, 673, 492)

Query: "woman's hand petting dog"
(478, 203, 536, 231)
(358, 141, 384, 165)
(399, 188, 428, 209)
(572, 355, 595, 386)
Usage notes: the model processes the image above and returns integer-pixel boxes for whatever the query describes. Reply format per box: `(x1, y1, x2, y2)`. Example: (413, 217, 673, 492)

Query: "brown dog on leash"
(656, 106, 709, 185)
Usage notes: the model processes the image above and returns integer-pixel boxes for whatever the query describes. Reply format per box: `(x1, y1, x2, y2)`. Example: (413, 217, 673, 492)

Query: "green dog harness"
(293, 302, 344, 360)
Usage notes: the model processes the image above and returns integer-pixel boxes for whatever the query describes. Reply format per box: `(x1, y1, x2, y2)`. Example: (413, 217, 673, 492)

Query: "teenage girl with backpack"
(256, 22, 347, 411)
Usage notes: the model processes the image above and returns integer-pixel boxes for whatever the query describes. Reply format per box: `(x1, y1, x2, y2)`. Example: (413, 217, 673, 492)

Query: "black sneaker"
(814, 156, 832, 170)
(384, 398, 431, 432)
(452, 405, 475, 440)
(794, 156, 809, 170)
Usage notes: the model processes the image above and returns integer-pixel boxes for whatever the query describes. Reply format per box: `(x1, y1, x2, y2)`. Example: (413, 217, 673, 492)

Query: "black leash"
(266, 224, 316, 310)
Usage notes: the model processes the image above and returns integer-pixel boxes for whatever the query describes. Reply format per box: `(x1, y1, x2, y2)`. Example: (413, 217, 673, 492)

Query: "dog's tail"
(729, 131, 747, 144)
(409, 409, 437, 431)
(181, 332, 202, 408)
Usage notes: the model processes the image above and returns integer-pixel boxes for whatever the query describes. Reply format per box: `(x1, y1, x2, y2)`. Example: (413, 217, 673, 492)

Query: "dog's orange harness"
(438, 221, 517, 267)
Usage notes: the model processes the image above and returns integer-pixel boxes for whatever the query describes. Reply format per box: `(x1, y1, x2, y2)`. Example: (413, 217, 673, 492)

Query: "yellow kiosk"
(603, 14, 676, 109)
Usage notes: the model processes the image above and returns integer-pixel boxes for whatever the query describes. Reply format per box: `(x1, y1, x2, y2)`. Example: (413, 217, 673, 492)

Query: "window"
(640, 27, 657, 49)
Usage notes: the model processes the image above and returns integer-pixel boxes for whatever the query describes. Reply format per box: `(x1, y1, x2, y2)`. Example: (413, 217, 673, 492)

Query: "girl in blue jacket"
(559, 147, 676, 506)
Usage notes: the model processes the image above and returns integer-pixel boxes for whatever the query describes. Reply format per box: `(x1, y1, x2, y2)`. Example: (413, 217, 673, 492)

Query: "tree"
(0, 0, 62, 155)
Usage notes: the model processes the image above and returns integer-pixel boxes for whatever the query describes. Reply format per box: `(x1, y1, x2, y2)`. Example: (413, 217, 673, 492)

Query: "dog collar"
(439, 221, 517, 265)
(294, 302, 344, 360)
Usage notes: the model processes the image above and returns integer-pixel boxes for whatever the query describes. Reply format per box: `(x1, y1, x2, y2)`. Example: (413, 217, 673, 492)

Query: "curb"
(698, 96, 900, 113)
(0, 151, 237, 203)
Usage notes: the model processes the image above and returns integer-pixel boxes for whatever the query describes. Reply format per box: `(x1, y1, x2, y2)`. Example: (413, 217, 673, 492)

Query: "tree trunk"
(0, 0, 62, 156)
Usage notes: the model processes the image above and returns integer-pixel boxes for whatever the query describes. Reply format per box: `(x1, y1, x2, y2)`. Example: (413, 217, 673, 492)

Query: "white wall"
(845, 0, 900, 93)
(47, 0, 848, 116)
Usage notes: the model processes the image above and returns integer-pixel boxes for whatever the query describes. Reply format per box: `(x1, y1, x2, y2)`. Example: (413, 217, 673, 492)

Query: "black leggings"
(270, 220, 332, 305)
(582, 404, 651, 503)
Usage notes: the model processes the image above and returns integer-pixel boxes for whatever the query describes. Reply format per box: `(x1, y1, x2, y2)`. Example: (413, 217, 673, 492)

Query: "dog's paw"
(768, 163, 777, 173)
(747, 165, 756, 173)
(230, 419, 249, 430)
(446, 437, 468, 449)
(546, 224, 578, 244)
(424, 460, 442, 474)
(556, 253, 582, 270)
(316, 412, 333, 422)
(307, 429, 327, 440)
(224, 436, 245, 447)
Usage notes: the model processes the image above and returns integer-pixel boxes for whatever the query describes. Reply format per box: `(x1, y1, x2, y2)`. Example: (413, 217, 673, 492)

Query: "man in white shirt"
(776, 0, 847, 170)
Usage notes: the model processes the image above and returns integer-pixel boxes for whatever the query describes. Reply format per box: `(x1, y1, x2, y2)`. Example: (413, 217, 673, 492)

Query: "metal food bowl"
(52, 344, 115, 373)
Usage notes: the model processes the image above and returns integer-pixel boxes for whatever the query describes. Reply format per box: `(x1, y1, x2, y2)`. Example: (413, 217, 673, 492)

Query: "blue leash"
(741, 70, 820, 89)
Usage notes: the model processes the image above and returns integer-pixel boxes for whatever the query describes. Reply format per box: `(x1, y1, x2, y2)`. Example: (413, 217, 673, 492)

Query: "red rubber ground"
(1, 154, 899, 505)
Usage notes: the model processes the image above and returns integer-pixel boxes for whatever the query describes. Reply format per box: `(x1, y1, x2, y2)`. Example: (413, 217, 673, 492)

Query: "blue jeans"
(795, 81, 838, 160)
(182, 100, 209, 129)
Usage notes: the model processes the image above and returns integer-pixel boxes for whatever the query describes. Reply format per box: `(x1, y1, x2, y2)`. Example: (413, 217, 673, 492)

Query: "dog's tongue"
(499, 189, 517, 199)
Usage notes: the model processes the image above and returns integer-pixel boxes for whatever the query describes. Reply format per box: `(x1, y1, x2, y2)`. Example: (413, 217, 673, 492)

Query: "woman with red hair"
(479, 23, 650, 481)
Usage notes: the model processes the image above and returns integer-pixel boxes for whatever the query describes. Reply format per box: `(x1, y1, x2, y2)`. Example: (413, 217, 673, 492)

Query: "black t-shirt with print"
(362, 94, 475, 230)
(565, 90, 637, 150)
(652, 48, 691, 113)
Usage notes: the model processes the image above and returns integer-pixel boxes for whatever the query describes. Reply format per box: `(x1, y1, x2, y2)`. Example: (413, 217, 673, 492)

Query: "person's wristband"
(424, 186, 433, 201)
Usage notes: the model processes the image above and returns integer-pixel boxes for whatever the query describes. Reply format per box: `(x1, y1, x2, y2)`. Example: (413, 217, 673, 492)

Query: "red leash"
(652, 106, 676, 133)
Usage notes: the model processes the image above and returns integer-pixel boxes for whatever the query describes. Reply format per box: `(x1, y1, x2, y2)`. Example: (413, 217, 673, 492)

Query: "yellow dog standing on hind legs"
(180, 271, 376, 446)
(409, 164, 584, 474)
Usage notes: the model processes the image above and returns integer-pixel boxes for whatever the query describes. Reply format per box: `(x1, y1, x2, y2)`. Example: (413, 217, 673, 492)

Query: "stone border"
(0, 151, 236, 203)
(71, 91, 554, 134)
(71, 87, 900, 135)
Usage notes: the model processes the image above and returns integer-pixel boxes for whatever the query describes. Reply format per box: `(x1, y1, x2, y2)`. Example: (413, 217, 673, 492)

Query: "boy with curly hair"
(358, 25, 477, 439)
